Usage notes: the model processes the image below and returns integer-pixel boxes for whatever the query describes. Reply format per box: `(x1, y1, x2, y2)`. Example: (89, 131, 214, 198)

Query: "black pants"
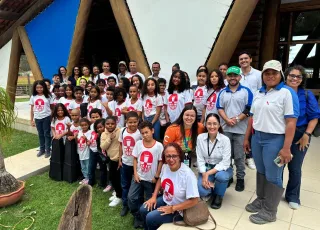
(109, 160, 122, 198)
(88, 150, 108, 187)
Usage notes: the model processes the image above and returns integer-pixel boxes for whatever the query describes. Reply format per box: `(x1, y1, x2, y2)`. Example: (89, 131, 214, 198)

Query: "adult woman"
(284, 65, 320, 209)
(100, 61, 118, 85)
(244, 60, 299, 225)
(69, 66, 81, 86)
(163, 105, 205, 164)
(118, 61, 128, 79)
(91, 65, 100, 84)
(76, 65, 91, 86)
(140, 143, 199, 230)
(200, 69, 225, 123)
(58, 66, 70, 85)
(197, 113, 232, 209)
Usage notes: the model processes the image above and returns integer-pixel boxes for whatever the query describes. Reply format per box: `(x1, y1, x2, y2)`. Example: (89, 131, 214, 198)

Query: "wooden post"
(66, 0, 93, 76)
(206, 0, 259, 70)
(17, 26, 43, 81)
(260, 0, 281, 68)
(6, 30, 22, 103)
(110, 0, 151, 77)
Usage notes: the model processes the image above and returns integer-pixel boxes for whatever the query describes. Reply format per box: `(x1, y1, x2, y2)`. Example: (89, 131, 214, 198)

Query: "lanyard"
(183, 135, 191, 152)
(207, 134, 218, 157)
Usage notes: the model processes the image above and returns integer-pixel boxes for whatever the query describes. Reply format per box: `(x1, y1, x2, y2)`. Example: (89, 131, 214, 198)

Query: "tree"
(0, 87, 19, 195)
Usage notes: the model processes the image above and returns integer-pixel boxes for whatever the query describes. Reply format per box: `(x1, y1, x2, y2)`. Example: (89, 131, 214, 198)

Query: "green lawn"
(2, 130, 39, 158)
(15, 97, 30, 103)
(0, 172, 135, 230)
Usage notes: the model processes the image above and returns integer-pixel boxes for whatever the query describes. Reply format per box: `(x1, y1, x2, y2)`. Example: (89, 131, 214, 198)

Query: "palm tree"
(0, 87, 20, 195)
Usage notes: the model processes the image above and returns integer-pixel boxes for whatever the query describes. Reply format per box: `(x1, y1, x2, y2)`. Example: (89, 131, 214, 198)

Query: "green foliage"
(0, 87, 16, 142)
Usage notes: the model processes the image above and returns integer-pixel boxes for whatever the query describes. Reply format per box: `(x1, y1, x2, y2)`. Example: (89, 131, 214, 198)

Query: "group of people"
(29, 51, 320, 229)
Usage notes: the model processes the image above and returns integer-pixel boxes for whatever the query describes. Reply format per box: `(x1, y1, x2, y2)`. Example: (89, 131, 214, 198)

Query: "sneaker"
(134, 215, 144, 229)
(289, 202, 300, 210)
(109, 194, 116, 201)
(37, 150, 45, 157)
(235, 179, 245, 192)
(246, 158, 256, 170)
(44, 151, 51, 158)
(83, 179, 89, 185)
(109, 197, 121, 207)
(120, 205, 129, 217)
(112, 191, 116, 196)
(79, 179, 86, 185)
(103, 185, 112, 193)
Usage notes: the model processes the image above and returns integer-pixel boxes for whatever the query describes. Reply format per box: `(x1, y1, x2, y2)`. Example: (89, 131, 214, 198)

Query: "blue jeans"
(128, 179, 154, 214)
(88, 150, 107, 187)
(197, 167, 233, 197)
(35, 115, 51, 152)
(80, 159, 89, 179)
(140, 196, 183, 230)
(251, 130, 285, 188)
(285, 125, 308, 204)
(121, 163, 134, 206)
(144, 115, 160, 140)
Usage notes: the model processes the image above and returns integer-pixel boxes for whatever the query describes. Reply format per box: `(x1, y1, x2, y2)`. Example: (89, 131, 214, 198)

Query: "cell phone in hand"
(274, 154, 293, 167)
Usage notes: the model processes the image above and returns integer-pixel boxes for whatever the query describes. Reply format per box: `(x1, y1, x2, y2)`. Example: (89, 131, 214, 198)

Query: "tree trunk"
(0, 147, 20, 195)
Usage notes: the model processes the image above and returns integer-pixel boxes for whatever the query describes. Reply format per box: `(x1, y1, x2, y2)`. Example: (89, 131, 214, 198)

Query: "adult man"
(125, 60, 145, 82)
(217, 66, 253, 192)
(148, 62, 166, 81)
(239, 51, 262, 170)
(219, 62, 228, 86)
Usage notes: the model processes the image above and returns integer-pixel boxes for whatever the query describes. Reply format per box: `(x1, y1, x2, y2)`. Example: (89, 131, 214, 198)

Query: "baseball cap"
(226, 66, 241, 75)
(261, 60, 282, 74)
(118, 61, 127, 68)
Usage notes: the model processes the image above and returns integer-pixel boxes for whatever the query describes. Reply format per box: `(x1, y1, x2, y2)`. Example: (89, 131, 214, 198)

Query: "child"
(59, 84, 75, 110)
(68, 86, 84, 112)
(51, 85, 61, 107)
(79, 78, 87, 91)
(97, 79, 107, 103)
(114, 87, 127, 128)
(30, 80, 52, 157)
(118, 111, 142, 217)
(141, 78, 163, 140)
(50, 74, 60, 92)
(87, 85, 106, 118)
(158, 78, 169, 140)
(107, 76, 117, 88)
(89, 108, 102, 129)
(76, 118, 92, 185)
(43, 79, 51, 92)
(51, 103, 71, 142)
(193, 69, 208, 122)
(128, 121, 163, 228)
(103, 87, 116, 117)
(100, 116, 122, 207)
(67, 109, 81, 139)
(131, 74, 143, 99)
(122, 85, 142, 118)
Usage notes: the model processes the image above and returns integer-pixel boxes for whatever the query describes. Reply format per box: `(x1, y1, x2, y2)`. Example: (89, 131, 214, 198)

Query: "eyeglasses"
(288, 74, 303, 79)
(165, 155, 179, 160)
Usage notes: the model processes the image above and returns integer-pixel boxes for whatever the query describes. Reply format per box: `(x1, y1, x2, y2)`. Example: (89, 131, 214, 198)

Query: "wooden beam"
(0, 0, 53, 49)
(17, 26, 42, 80)
(280, 0, 320, 12)
(206, 0, 259, 70)
(66, 0, 93, 76)
(0, 10, 21, 21)
(260, 0, 280, 69)
(110, 0, 151, 77)
(6, 30, 22, 103)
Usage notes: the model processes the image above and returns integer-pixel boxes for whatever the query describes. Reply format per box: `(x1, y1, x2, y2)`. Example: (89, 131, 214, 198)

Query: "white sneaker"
(246, 158, 256, 170)
(112, 191, 116, 196)
(109, 195, 116, 201)
(109, 197, 121, 207)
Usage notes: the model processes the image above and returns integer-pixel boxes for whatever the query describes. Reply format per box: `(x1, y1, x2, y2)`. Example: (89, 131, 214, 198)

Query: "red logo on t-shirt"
(56, 123, 65, 135)
(115, 108, 121, 123)
(72, 129, 79, 136)
(88, 105, 93, 114)
(91, 131, 98, 147)
(162, 178, 174, 202)
(139, 151, 153, 173)
(64, 103, 70, 109)
(194, 88, 204, 104)
(207, 93, 217, 111)
(35, 98, 45, 112)
(144, 99, 153, 116)
(77, 136, 86, 151)
(168, 94, 178, 110)
(128, 106, 135, 112)
(123, 136, 135, 156)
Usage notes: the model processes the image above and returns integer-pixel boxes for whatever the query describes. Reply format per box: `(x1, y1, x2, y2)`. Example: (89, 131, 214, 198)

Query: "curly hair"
(284, 65, 307, 89)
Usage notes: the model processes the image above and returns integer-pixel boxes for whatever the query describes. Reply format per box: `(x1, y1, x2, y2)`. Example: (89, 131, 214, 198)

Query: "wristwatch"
(154, 176, 159, 180)
(304, 131, 311, 137)
(236, 116, 240, 123)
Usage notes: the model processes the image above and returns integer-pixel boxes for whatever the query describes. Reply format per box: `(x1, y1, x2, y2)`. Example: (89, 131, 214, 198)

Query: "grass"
(17, 76, 35, 85)
(15, 97, 30, 103)
(2, 130, 39, 158)
(0, 172, 135, 230)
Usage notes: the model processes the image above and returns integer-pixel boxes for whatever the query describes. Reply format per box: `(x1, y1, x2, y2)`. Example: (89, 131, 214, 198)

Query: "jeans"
(88, 150, 107, 187)
(80, 159, 90, 179)
(35, 115, 51, 152)
(285, 125, 309, 204)
(109, 160, 122, 198)
(121, 163, 134, 207)
(198, 167, 233, 197)
(140, 196, 183, 230)
(128, 179, 154, 214)
(144, 115, 160, 140)
(224, 132, 245, 180)
(252, 130, 285, 188)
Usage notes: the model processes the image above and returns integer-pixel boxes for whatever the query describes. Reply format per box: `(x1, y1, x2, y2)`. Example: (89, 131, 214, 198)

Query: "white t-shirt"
(167, 90, 192, 122)
(119, 128, 142, 166)
(159, 92, 169, 126)
(87, 99, 106, 118)
(203, 89, 222, 118)
(114, 101, 126, 128)
(29, 95, 52, 119)
(50, 117, 71, 135)
(142, 94, 163, 118)
(125, 98, 143, 112)
(193, 85, 207, 116)
(107, 100, 116, 115)
(160, 163, 199, 206)
(99, 73, 119, 86)
(89, 130, 99, 152)
(101, 93, 108, 103)
(51, 97, 60, 107)
(77, 130, 92, 160)
(125, 72, 145, 82)
(68, 100, 82, 111)
(70, 123, 81, 136)
(132, 140, 163, 182)
(83, 95, 89, 103)
(58, 97, 75, 110)
(240, 67, 262, 93)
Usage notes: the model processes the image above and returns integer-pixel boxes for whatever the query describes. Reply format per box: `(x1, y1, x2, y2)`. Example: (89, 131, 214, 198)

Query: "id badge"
(205, 163, 211, 171)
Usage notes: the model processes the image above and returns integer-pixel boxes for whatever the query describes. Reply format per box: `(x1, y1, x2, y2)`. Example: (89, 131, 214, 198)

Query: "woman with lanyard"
(197, 113, 232, 209)
(243, 60, 299, 225)
(163, 105, 205, 167)
(284, 65, 320, 209)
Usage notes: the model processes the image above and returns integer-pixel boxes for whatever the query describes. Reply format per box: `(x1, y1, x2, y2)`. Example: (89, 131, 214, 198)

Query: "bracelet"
(304, 131, 311, 137)
(154, 176, 159, 180)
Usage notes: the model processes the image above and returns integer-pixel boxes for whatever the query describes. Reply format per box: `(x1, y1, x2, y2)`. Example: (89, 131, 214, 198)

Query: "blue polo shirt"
(296, 88, 320, 127)
(217, 84, 253, 134)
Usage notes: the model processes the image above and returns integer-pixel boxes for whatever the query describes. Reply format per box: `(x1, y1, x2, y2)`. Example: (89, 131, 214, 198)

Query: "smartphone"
(274, 154, 293, 167)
